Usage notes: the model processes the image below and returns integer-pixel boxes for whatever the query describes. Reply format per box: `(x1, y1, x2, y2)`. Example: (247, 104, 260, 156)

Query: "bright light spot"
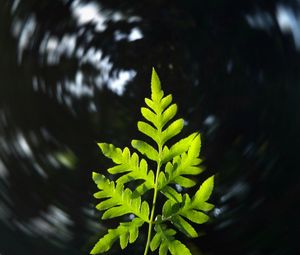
(39, 34, 77, 65)
(128, 27, 143, 41)
(108, 70, 136, 95)
(17, 15, 36, 63)
(175, 184, 183, 192)
(204, 115, 216, 126)
(213, 207, 222, 217)
(277, 5, 300, 49)
(71, 1, 107, 32)
(65, 71, 94, 98)
(114, 31, 127, 41)
(17, 134, 32, 157)
(128, 16, 142, 23)
(277, 6, 294, 31)
(114, 27, 143, 42)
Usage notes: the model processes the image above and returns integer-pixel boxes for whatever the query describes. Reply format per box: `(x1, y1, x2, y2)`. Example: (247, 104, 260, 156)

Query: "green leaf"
(161, 177, 214, 237)
(159, 134, 204, 198)
(150, 232, 161, 251)
(151, 67, 164, 102)
(120, 232, 129, 249)
(90, 68, 215, 254)
(150, 223, 192, 255)
(173, 176, 196, 188)
(181, 209, 209, 224)
(92, 173, 150, 222)
(98, 143, 123, 164)
(171, 215, 198, 238)
(137, 70, 184, 149)
(169, 240, 192, 255)
(160, 94, 173, 112)
(144, 98, 157, 113)
(90, 218, 144, 254)
(194, 175, 214, 204)
(161, 132, 198, 163)
(141, 107, 159, 127)
(162, 200, 177, 218)
(160, 185, 182, 203)
(161, 119, 184, 144)
(97, 144, 155, 195)
(131, 140, 158, 161)
(161, 103, 178, 128)
(138, 121, 159, 143)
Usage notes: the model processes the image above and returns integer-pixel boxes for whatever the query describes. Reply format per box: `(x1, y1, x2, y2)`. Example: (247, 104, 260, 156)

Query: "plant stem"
(143, 144, 162, 255)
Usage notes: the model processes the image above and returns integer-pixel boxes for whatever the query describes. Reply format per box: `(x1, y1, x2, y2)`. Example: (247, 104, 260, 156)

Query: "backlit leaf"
(91, 68, 215, 254)
(151, 223, 192, 255)
(162, 119, 184, 144)
(92, 173, 150, 222)
(90, 218, 144, 254)
(131, 140, 158, 161)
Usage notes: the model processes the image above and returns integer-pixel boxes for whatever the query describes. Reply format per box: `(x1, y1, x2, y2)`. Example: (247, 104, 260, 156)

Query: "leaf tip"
(97, 143, 106, 152)
(208, 175, 215, 187)
(151, 67, 163, 100)
(151, 68, 160, 87)
(90, 244, 100, 255)
(92, 172, 100, 181)
(207, 175, 215, 186)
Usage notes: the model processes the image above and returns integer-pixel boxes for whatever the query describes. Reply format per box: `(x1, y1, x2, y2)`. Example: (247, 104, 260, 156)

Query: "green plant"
(91, 68, 215, 255)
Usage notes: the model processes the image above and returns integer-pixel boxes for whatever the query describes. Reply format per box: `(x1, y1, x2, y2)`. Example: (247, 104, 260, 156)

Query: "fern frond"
(91, 218, 144, 254)
(136, 69, 184, 149)
(91, 68, 215, 255)
(98, 143, 155, 195)
(161, 132, 199, 163)
(92, 173, 150, 222)
(161, 176, 214, 238)
(150, 219, 192, 255)
(158, 133, 204, 200)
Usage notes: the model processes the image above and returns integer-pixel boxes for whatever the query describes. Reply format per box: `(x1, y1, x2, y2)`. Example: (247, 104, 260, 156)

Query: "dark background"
(0, 0, 299, 254)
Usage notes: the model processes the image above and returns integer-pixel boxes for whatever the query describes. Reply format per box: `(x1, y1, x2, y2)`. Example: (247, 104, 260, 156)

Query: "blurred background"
(0, 0, 299, 254)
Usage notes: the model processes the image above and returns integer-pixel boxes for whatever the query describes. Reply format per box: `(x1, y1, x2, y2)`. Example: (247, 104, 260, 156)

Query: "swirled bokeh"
(0, 0, 299, 254)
